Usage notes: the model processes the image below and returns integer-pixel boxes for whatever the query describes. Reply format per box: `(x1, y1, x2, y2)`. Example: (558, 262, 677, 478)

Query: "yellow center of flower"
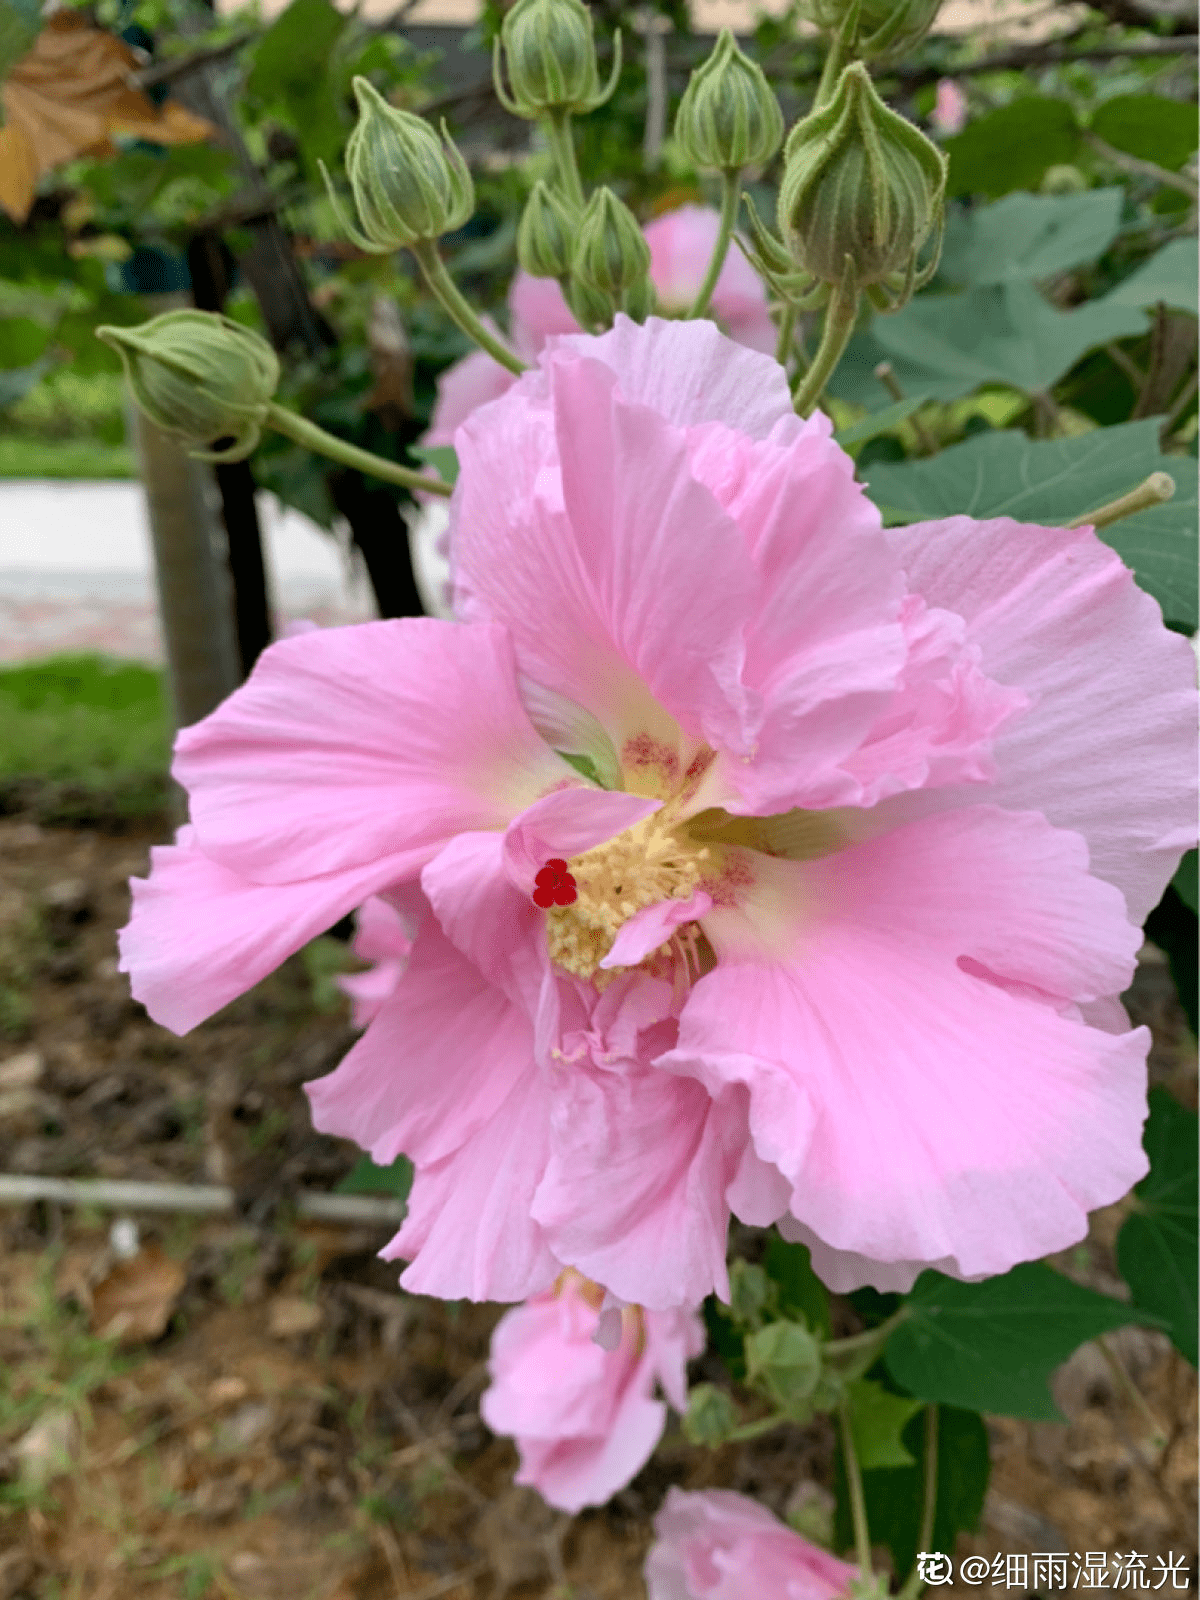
(545, 808, 713, 980)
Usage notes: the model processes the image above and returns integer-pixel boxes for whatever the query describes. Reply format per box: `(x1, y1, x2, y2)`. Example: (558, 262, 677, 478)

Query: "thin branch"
(1086, 131, 1199, 199)
(0, 1172, 407, 1225)
(130, 31, 256, 91)
(892, 32, 1198, 91)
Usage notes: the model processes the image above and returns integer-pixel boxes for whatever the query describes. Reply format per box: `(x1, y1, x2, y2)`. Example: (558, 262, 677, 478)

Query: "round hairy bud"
(808, 0, 943, 63)
(95, 310, 279, 462)
(727, 1260, 775, 1327)
(517, 180, 579, 278)
(674, 28, 784, 172)
(572, 187, 655, 322)
(777, 62, 946, 294)
(682, 1383, 740, 1447)
(495, 0, 620, 118)
(340, 77, 473, 251)
(745, 1320, 822, 1413)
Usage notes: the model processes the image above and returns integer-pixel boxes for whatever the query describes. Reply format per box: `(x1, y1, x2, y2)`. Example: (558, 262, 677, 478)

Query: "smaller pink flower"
(643, 205, 777, 354)
(645, 1488, 859, 1600)
(335, 895, 414, 1027)
(480, 1273, 704, 1513)
(932, 79, 967, 136)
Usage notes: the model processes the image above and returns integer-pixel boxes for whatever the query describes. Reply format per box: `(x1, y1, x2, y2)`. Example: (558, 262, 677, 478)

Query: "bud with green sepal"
(778, 62, 946, 304)
(744, 1320, 823, 1417)
(682, 1383, 741, 1447)
(727, 1261, 777, 1329)
(674, 29, 784, 319)
(808, 0, 943, 65)
(323, 78, 473, 254)
(493, 0, 621, 121)
(674, 28, 784, 174)
(517, 179, 579, 280)
(572, 187, 655, 325)
(96, 311, 279, 463)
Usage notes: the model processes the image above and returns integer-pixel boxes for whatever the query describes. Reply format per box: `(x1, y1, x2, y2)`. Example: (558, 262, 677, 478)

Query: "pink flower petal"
(350, 894, 414, 964)
(514, 1388, 667, 1512)
(644, 205, 776, 354)
(663, 806, 1148, 1285)
(508, 271, 580, 356)
(504, 788, 663, 893)
(118, 828, 417, 1034)
(425, 345, 516, 447)
(881, 515, 1199, 923)
(306, 912, 536, 1170)
(600, 889, 713, 970)
(174, 619, 574, 885)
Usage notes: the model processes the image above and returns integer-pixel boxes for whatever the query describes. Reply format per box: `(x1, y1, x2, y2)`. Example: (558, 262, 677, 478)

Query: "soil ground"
(0, 812, 1195, 1600)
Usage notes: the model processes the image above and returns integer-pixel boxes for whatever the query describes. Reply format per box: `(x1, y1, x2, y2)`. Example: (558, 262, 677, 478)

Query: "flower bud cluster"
(674, 28, 783, 173)
(570, 187, 655, 323)
(777, 62, 946, 305)
(96, 310, 279, 462)
(494, 0, 620, 119)
(516, 179, 578, 279)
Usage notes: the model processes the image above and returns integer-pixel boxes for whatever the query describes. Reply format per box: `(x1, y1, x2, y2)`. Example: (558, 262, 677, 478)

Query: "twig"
(403, 1563, 490, 1600)
(1096, 1334, 1169, 1449)
(1085, 132, 1199, 200)
(874, 361, 939, 454)
(892, 33, 1198, 91)
(131, 32, 256, 91)
(1161, 368, 1199, 441)
(1105, 340, 1147, 389)
(0, 1173, 406, 1226)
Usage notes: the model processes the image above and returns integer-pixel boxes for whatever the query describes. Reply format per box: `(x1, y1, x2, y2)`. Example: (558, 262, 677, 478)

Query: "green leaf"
(336, 1152, 414, 1202)
(247, 0, 347, 101)
(834, 1405, 989, 1580)
(1117, 1088, 1198, 1366)
(863, 420, 1198, 628)
(835, 395, 931, 448)
(410, 444, 460, 486)
(1173, 850, 1198, 915)
(846, 1379, 921, 1470)
(1092, 95, 1199, 174)
(867, 282, 1146, 402)
(938, 190, 1123, 287)
(0, 316, 50, 369)
(944, 98, 1081, 199)
(885, 1263, 1158, 1420)
(1104, 239, 1199, 317)
(763, 1235, 832, 1336)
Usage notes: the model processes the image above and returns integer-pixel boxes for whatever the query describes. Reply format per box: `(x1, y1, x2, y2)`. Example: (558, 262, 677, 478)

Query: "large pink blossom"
(120, 316, 1197, 1309)
(645, 1488, 858, 1600)
(480, 1273, 703, 1512)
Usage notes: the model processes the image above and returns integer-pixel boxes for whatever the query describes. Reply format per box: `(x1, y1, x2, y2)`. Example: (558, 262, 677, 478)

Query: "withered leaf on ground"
(89, 1242, 186, 1344)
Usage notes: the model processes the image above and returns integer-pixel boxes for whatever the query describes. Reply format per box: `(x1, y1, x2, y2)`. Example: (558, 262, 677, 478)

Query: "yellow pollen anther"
(545, 810, 712, 981)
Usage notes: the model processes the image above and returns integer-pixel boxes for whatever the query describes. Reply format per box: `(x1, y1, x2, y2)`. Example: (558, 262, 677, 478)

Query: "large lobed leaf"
(1117, 1088, 1198, 1367)
(863, 420, 1198, 628)
(884, 1263, 1161, 1420)
(938, 189, 1123, 288)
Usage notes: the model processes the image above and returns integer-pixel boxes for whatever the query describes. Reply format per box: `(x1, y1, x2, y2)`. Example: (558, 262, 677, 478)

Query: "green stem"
(545, 108, 585, 210)
(897, 1407, 940, 1600)
(727, 1413, 787, 1443)
(838, 1400, 874, 1583)
(689, 170, 741, 320)
(814, 30, 850, 107)
(824, 1307, 909, 1363)
(774, 303, 797, 368)
(1064, 470, 1175, 530)
(792, 283, 858, 417)
(266, 404, 451, 497)
(411, 240, 526, 376)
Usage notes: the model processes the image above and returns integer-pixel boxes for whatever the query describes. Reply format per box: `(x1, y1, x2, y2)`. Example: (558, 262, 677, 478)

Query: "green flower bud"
(728, 1261, 775, 1328)
(682, 1383, 740, 1447)
(777, 62, 946, 301)
(95, 310, 278, 463)
(808, 0, 943, 63)
(329, 78, 473, 253)
(745, 1320, 822, 1414)
(494, 0, 621, 120)
(674, 28, 784, 172)
(572, 187, 655, 323)
(517, 180, 579, 279)
(1041, 164, 1088, 195)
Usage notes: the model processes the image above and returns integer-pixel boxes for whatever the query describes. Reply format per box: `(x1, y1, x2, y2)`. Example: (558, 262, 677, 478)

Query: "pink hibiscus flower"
(335, 895, 414, 1027)
(120, 317, 1197, 1310)
(480, 1271, 703, 1513)
(645, 1488, 858, 1600)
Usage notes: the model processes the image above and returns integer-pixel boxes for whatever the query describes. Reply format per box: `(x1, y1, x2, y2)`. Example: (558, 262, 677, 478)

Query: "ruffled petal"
(601, 889, 713, 970)
(514, 1385, 666, 1513)
(661, 807, 1149, 1285)
(119, 828, 414, 1034)
(175, 618, 574, 885)
(883, 515, 1199, 923)
(306, 913, 535, 1169)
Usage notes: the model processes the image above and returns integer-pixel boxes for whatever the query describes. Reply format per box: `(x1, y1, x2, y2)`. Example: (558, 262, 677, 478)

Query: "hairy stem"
(838, 1400, 874, 1582)
(793, 283, 858, 416)
(774, 303, 797, 367)
(411, 240, 526, 376)
(545, 108, 586, 211)
(267, 404, 452, 497)
(689, 170, 742, 320)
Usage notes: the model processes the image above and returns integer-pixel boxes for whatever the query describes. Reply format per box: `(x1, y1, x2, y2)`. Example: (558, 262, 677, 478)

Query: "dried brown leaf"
(89, 1242, 185, 1345)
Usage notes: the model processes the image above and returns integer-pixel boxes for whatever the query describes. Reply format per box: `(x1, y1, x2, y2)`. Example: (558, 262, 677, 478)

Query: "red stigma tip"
(533, 858, 577, 910)
(546, 858, 568, 872)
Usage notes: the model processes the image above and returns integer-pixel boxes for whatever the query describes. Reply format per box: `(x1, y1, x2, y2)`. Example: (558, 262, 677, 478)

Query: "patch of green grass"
(0, 654, 170, 822)
(0, 436, 136, 479)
